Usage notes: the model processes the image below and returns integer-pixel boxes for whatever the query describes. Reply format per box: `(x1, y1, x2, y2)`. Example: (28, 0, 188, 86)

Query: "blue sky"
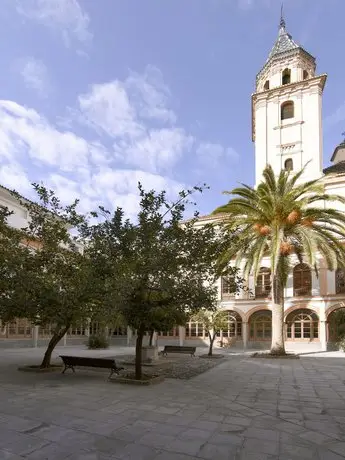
(0, 0, 344, 219)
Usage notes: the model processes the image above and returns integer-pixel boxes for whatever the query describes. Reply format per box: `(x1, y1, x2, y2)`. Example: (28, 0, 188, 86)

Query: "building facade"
(2, 17, 345, 351)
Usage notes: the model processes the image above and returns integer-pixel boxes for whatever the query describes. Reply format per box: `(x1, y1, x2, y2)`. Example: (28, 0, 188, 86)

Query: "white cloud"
(196, 142, 239, 167)
(78, 81, 144, 139)
(0, 100, 92, 171)
(0, 98, 186, 221)
(15, 0, 92, 47)
(113, 128, 194, 173)
(17, 57, 50, 97)
(0, 65, 238, 220)
(76, 65, 193, 173)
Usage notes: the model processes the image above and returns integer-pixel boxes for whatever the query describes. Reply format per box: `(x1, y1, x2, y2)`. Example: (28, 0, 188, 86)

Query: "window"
(293, 263, 312, 296)
(282, 68, 291, 85)
(216, 311, 242, 338)
(336, 269, 345, 294)
(249, 311, 272, 341)
(221, 276, 236, 299)
(185, 321, 204, 338)
(255, 267, 271, 298)
(284, 158, 293, 171)
(264, 80, 270, 90)
(281, 101, 294, 120)
(286, 309, 319, 340)
(6, 318, 32, 337)
(303, 70, 309, 80)
(159, 328, 178, 337)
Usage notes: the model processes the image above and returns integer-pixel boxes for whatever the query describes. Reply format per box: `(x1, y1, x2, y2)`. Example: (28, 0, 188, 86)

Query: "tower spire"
(280, 3, 286, 29)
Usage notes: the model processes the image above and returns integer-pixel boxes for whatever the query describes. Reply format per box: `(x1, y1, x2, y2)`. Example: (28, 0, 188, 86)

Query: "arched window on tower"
(282, 68, 291, 85)
(264, 80, 270, 90)
(284, 158, 293, 171)
(303, 70, 309, 80)
(281, 101, 294, 121)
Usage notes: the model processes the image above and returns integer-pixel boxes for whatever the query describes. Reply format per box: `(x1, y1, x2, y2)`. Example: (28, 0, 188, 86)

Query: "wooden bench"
(59, 355, 124, 379)
(162, 346, 196, 357)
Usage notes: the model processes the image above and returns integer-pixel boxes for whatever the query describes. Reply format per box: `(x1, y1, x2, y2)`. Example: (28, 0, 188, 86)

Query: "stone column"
(127, 326, 132, 346)
(178, 326, 185, 346)
(242, 322, 248, 350)
(312, 271, 320, 296)
(320, 321, 327, 351)
(85, 319, 90, 337)
(32, 325, 39, 348)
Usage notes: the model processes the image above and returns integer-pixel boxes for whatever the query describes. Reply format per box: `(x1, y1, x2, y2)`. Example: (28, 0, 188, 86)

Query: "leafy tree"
(213, 165, 345, 354)
(0, 185, 97, 368)
(192, 310, 229, 356)
(86, 184, 234, 379)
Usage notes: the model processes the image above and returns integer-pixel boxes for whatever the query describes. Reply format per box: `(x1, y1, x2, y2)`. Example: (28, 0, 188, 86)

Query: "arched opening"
(284, 158, 293, 171)
(221, 275, 236, 299)
(282, 68, 291, 85)
(264, 80, 270, 90)
(328, 308, 345, 342)
(249, 311, 272, 341)
(216, 311, 242, 340)
(303, 70, 309, 80)
(281, 101, 294, 121)
(293, 263, 312, 297)
(286, 309, 319, 340)
(255, 267, 271, 298)
(336, 269, 345, 294)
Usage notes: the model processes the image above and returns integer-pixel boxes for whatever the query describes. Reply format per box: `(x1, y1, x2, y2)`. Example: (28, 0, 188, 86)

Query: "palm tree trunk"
(271, 275, 286, 355)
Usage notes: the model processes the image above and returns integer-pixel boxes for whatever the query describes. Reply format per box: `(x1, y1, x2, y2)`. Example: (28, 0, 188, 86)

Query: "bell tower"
(252, 13, 327, 186)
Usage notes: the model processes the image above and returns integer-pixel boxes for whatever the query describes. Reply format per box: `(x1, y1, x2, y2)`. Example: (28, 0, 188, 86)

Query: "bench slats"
(162, 346, 196, 357)
(59, 355, 124, 379)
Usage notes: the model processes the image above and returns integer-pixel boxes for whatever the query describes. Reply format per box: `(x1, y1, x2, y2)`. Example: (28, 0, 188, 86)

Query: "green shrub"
(87, 334, 109, 349)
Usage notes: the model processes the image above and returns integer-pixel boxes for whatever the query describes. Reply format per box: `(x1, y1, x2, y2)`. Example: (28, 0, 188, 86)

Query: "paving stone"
(327, 442, 345, 456)
(299, 430, 333, 445)
(179, 428, 212, 441)
(0, 450, 28, 460)
(164, 438, 205, 456)
(116, 443, 160, 460)
(197, 442, 238, 459)
(138, 432, 176, 448)
(209, 432, 243, 446)
(154, 453, 199, 460)
(0, 432, 50, 457)
(243, 427, 279, 442)
(243, 438, 278, 455)
(25, 441, 78, 459)
(317, 449, 345, 460)
(279, 443, 317, 459)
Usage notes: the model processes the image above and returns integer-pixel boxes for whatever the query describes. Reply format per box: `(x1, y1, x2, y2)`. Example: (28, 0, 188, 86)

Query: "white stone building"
(179, 16, 345, 352)
(2, 16, 345, 350)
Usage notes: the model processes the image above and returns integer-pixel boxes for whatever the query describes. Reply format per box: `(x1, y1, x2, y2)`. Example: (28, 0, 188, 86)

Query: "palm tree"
(213, 165, 345, 354)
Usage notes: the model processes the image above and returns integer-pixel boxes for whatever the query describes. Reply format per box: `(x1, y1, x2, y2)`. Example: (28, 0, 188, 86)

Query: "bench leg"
(62, 364, 75, 374)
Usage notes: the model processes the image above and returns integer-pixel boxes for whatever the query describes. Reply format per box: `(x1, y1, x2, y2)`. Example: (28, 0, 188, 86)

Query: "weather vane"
(280, 3, 285, 28)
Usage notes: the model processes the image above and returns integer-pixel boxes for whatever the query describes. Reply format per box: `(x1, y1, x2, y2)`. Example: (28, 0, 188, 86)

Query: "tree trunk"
(271, 275, 286, 355)
(40, 325, 69, 368)
(149, 330, 154, 346)
(208, 331, 216, 356)
(135, 327, 145, 380)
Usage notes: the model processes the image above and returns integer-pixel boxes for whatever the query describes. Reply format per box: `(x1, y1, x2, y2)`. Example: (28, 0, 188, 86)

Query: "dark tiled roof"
(268, 25, 299, 60)
(323, 161, 345, 175)
(330, 142, 345, 162)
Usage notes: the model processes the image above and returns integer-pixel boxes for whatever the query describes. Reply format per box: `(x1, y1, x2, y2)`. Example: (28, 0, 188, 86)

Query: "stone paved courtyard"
(0, 346, 345, 459)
